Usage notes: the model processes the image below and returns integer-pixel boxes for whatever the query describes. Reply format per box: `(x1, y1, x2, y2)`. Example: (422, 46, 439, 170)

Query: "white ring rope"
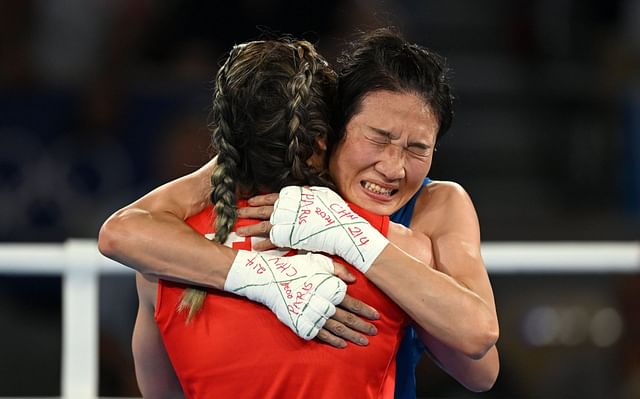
(0, 240, 638, 274)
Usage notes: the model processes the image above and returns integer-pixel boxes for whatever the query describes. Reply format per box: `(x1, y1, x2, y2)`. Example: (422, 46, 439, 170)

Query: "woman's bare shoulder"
(413, 180, 478, 234)
(420, 180, 470, 203)
(388, 222, 434, 268)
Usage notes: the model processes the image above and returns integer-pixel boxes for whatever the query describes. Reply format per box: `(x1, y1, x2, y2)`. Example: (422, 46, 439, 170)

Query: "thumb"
(332, 261, 356, 283)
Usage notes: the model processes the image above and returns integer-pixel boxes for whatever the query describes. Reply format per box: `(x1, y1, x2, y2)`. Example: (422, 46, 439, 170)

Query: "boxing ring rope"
(0, 239, 638, 399)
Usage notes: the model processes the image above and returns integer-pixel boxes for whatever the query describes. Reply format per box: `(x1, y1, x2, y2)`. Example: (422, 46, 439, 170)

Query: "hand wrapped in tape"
(224, 249, 346, 340)
(269, 186, 389, 274)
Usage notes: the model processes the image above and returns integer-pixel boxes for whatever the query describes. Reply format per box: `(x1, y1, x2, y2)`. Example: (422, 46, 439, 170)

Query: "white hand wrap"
(270, 186, 389, 274)
(224, 249, 346, 340)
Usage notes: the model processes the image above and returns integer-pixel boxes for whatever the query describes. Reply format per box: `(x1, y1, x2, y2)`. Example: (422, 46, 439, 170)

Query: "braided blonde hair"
(178, 38, 337, 321)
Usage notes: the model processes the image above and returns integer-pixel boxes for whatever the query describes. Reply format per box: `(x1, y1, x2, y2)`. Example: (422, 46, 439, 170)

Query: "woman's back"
(155, 202, 407, 399)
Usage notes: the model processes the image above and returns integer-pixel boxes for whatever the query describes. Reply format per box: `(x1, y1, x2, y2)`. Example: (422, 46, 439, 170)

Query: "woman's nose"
(374, 144, 406, 180)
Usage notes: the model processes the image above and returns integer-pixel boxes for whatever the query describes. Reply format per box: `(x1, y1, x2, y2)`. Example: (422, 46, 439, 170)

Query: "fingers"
(339, 294, 380, 320)
(236, 220, 272, 237)
(236, 205, 274, 221)
(247, 193, 279, 206)
(332, 262, 356, 283)
(323, 318, 369, 346)
(312, 297, 379, 348)
(316, 328, 347, 348)
(252, 238, 277, 251)
(332, 307, 377, 337)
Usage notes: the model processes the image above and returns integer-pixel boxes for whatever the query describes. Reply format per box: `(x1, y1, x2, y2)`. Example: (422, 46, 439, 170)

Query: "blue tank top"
(391, 177, 431, 399)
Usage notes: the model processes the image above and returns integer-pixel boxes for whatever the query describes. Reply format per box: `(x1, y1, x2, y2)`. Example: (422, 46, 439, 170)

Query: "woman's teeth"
(362, 181, 393, 196)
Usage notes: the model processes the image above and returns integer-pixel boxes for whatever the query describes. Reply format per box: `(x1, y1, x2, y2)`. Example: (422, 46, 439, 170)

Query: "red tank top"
(155, 200, 408, 399)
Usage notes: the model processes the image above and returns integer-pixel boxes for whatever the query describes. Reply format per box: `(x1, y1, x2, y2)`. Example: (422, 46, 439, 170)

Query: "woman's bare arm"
(367, 182, 498, 355)
(366, 182, 499, 390)
(99, 159, 237, 288)
(373, 206, 499, 392)
(419, 328, 499, 392)
(132, 273, 184, 398)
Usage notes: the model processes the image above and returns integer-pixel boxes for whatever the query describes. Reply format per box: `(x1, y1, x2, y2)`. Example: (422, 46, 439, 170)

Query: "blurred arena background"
(0, 0, 639, 398)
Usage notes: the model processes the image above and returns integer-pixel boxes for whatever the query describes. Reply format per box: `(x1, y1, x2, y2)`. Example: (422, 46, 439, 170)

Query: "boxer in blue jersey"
(392, 178, 430, 399)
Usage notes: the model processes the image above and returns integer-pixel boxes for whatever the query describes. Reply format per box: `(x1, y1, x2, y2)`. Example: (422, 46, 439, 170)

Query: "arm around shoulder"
(413, 181, 499, 389)
(415, 181, 499, 355)
(98, 158, 236, 289)
(98, 159, 214, 259)
(367, 180, 499, 358)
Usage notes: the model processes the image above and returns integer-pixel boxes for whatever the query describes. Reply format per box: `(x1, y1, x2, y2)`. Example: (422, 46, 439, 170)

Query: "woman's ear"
(306, 135, 327, 169)
(315, 135, 327, 151)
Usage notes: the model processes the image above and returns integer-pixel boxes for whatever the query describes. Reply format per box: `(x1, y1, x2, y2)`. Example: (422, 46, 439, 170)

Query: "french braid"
(178, 47, 243, 321)
(284, 41, 335, 186)
(286, 42, 314, 182)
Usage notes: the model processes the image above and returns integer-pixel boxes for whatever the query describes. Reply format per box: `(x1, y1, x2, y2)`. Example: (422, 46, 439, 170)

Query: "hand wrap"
(270, 186, 389, 273)
(224, 249, 346, 339)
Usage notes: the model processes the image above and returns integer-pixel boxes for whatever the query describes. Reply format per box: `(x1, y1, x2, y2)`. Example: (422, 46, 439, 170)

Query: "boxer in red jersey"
(139, 201, 410, 398)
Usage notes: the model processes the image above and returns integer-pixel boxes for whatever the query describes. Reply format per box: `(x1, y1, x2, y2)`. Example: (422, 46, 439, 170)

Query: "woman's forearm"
(419, 327, 499, 392)
(366, 244, 498, 359)
(98, 159, 236, 289)
(99, 207, 236, 289)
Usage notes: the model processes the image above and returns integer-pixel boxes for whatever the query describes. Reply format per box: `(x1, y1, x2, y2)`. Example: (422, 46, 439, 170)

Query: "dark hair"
(209, 39, 336, 245)
(180, 38, 337, 320)
(331, 27, 454, 154)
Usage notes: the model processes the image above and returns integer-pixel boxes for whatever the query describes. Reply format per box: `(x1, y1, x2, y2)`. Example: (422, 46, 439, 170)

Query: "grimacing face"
(328, 90, 439, 216)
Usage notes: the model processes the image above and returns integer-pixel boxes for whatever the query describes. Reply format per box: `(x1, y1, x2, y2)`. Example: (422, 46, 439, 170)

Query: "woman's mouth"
(361, 181, 397, 197)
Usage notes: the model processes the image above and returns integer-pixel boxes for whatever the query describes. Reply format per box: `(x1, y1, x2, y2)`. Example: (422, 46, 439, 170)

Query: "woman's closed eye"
(366, 135, 389, 146)
(406, 143, 431, 157)
(366, 134, 431, 157)
(364, 128, 432, 158)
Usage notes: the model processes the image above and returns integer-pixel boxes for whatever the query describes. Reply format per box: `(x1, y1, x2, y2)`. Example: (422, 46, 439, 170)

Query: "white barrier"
(0, 240, 128, 399)
(0, 239, 638, 399)
(482, 241, 640, 272)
